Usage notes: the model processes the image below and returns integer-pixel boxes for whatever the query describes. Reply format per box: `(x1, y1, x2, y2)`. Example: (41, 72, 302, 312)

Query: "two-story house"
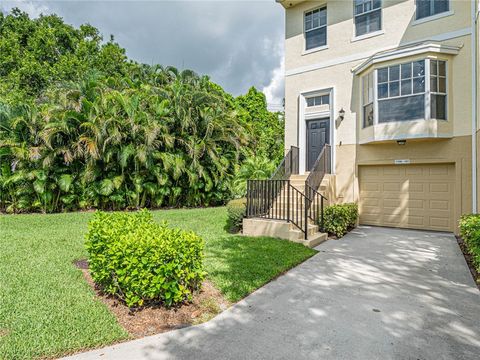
(244, 0, 479, 245)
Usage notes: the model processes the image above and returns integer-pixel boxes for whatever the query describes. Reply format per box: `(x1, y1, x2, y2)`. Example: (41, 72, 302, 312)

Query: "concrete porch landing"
(243, 217, 327, 248)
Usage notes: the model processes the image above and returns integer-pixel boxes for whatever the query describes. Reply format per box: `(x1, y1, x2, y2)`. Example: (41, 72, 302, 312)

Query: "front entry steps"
(243, 218, 328, 248)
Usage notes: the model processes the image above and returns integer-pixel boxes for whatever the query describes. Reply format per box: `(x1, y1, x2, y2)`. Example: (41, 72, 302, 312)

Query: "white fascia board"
(352, 43, 461, 75)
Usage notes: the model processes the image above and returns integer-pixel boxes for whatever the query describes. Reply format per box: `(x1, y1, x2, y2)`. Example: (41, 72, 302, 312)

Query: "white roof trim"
(352, 42, 461, 75)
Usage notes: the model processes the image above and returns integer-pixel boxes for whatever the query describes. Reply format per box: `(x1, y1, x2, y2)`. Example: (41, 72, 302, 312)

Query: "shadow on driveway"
(62, 226, 480, 360)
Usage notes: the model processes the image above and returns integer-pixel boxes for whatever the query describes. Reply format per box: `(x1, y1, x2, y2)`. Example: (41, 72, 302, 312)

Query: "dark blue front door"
(307, 118, 329, 171)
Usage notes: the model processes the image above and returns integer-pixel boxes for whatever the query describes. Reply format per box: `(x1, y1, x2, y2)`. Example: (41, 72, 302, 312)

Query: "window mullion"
(425, 59, 431, 120)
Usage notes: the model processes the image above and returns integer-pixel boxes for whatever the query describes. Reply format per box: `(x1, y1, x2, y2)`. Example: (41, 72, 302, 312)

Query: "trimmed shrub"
(459, 214, 480, 272)
(322, 203, 358, 238)
(226, 198, 246, 233)
(85, 210, 206, 308)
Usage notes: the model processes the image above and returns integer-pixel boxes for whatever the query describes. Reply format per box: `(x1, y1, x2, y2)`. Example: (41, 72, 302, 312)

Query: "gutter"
(472, 0, 478, 213)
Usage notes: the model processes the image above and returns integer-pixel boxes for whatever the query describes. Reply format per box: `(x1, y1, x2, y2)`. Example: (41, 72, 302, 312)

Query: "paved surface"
(62, 227, 480, 360)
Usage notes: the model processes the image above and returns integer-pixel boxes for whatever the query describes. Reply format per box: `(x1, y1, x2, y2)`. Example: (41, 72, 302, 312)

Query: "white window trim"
(303, 5, 327, 52)
(412, 9, 454, 26)
(363, 58, 448, 127)
(353, 0, 383, 38)
(351, 29, 385, 43)
(302, 45, 329, 56)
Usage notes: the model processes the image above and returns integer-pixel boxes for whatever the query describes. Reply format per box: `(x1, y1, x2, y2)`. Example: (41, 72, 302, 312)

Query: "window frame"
(362, 72, 374, 128)
(304, 6, 328, 52)
(306, 94, 330, 107)
(362, 58, 448, 128)
(415, 0, 450, 21)
(354, 0, 382, 38)
(429, 59, 448, 120)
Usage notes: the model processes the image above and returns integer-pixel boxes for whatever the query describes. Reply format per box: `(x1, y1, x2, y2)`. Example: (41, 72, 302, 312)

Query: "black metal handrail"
(246, 179, 309, 237)
(304, 144, 330, 231)
(305, 144, 331, 192)
(305, 184, 326, 231)
(245, 145, 330, 240)
(271, 146, 299, 180)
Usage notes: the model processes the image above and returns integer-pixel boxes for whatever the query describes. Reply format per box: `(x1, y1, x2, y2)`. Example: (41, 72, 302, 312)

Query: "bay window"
(362, 59, 447, 128)
(362, 72, 374, 127)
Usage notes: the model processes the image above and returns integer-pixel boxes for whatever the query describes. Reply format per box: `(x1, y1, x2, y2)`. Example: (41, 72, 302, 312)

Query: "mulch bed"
(74, 260, 230, 338)
(455, 236, 480, 290)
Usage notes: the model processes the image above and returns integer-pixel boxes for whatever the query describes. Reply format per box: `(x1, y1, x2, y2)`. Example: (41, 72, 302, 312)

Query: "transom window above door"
(416, 0, 449, 20)
(304, 7, 327, 50)
(354, 0, 382, 37)
(362, 58, 447, 127)
(306, 94, 329, 107)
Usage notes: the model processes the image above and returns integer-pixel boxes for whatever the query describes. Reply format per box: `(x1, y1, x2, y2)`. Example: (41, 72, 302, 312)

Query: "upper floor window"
(305, 7, 327, 50)
(416, 0, 449, 20)
(355, 0, 382, 37)
(306, 94, 329, 107)
(362, 59, 447, 128)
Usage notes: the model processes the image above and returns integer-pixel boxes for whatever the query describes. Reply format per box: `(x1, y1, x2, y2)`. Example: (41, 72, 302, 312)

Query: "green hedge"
(459, 214, 480, 272)
(85, 210, 206, 308)
(226, 198, 246, 233)
(322, 203, 358, 238)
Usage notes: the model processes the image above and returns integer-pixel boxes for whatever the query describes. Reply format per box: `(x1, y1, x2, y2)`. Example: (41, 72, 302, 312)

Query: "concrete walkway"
(63, 227, 480, 360)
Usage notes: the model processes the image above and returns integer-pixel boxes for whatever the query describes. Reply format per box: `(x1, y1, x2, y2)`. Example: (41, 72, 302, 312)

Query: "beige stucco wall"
(285, 0, 471, 71)
(283, 0, 475, 219)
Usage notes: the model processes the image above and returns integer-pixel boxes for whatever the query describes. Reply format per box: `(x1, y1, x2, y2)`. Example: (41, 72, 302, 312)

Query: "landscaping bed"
(76, 260, 229, 338)
(456, 236, 480, 290)
(0, 207, 316, 360)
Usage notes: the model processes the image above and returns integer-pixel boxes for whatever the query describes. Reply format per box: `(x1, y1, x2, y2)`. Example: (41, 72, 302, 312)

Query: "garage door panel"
(409, 183, 425, 192)
(430, 217, 451, 229)
(430, 200, 450, 210)
(383, 182, 403, 192)
(382, 167, 403, 176)
(407, 216, 425, 227)
(429, 183, 451, 193)
(359, 164, 454, 232)
(360, 182, 380, 192)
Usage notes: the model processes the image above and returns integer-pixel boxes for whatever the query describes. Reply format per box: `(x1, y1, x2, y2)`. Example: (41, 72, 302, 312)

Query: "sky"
(0, 0, 285, 110)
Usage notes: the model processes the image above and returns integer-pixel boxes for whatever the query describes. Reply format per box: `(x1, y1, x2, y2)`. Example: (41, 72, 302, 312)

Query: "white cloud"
(1, 0, 50, 18)
(263, 56, 284, 111)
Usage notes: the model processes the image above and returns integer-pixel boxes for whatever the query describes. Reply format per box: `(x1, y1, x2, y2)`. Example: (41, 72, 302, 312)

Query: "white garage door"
(359, 164, 455, 232)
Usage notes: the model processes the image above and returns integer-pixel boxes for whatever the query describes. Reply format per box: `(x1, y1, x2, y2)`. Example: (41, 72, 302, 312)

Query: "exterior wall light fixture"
(397, 140, 407, 145)
(339, 108, 345, 120)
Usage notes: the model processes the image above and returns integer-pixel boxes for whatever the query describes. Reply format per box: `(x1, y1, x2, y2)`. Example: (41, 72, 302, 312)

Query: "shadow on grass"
(66, 227, 480, 360)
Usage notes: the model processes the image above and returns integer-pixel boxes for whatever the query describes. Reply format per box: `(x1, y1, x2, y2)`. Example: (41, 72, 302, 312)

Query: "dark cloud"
(1, 0, 285, 104)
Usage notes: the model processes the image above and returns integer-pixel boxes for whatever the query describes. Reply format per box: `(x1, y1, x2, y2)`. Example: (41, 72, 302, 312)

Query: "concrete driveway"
(63, 227, 480, 360)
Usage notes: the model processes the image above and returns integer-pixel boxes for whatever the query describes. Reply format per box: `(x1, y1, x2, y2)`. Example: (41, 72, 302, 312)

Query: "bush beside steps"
(85, 209, 206, 308)
(322, 203, 358, 238)
(226, 198, 246, 233)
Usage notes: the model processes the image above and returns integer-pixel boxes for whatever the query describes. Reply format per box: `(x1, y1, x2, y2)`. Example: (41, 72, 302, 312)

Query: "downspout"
(472, 0, 478, 213)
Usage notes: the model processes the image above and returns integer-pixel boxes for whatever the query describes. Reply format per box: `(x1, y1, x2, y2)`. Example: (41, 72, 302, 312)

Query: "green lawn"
(0, 207, 316, 359)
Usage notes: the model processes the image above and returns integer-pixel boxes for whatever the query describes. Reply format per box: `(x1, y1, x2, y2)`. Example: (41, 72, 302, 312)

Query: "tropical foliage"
(0, 9, 284, 213)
